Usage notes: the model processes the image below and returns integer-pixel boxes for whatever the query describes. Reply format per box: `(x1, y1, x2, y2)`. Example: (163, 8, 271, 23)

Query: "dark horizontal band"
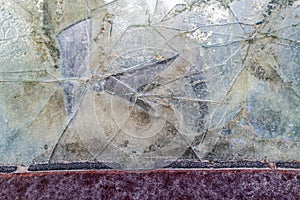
(2, 160, 300, 173)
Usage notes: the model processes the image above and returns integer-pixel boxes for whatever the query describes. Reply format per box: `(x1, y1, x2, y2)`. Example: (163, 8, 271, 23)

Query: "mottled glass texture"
(0, 0, 299, 169)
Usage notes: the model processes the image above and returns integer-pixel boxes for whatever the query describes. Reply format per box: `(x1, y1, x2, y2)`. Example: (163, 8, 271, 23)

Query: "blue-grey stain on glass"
(57, 19, 91, 115)
(57, 19, 91, 78)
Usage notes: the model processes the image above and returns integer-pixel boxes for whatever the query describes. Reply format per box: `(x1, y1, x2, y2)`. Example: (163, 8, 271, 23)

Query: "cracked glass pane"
(0, 0, 299, 169)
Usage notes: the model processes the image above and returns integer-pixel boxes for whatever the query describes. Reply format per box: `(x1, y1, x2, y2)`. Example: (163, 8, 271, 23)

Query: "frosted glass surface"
(0, 0, 299, 169)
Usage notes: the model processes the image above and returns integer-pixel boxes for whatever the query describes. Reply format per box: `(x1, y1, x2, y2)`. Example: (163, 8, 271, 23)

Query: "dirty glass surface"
(0, 0, 299, 169)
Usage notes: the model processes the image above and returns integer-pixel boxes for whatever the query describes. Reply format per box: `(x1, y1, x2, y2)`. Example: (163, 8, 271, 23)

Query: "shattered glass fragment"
(0, 0, 299, 169)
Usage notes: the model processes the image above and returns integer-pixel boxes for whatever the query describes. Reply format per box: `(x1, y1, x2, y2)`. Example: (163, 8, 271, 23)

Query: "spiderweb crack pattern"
(0, 0, 299, 169)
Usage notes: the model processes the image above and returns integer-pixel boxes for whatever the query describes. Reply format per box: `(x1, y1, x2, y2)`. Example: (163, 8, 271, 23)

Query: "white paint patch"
(195, 2, 230, 24)
(187, 29, 213, 43)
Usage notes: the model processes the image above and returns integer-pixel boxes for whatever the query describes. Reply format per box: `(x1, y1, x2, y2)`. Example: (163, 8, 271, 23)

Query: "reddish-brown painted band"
(1, 169, 299, 199)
